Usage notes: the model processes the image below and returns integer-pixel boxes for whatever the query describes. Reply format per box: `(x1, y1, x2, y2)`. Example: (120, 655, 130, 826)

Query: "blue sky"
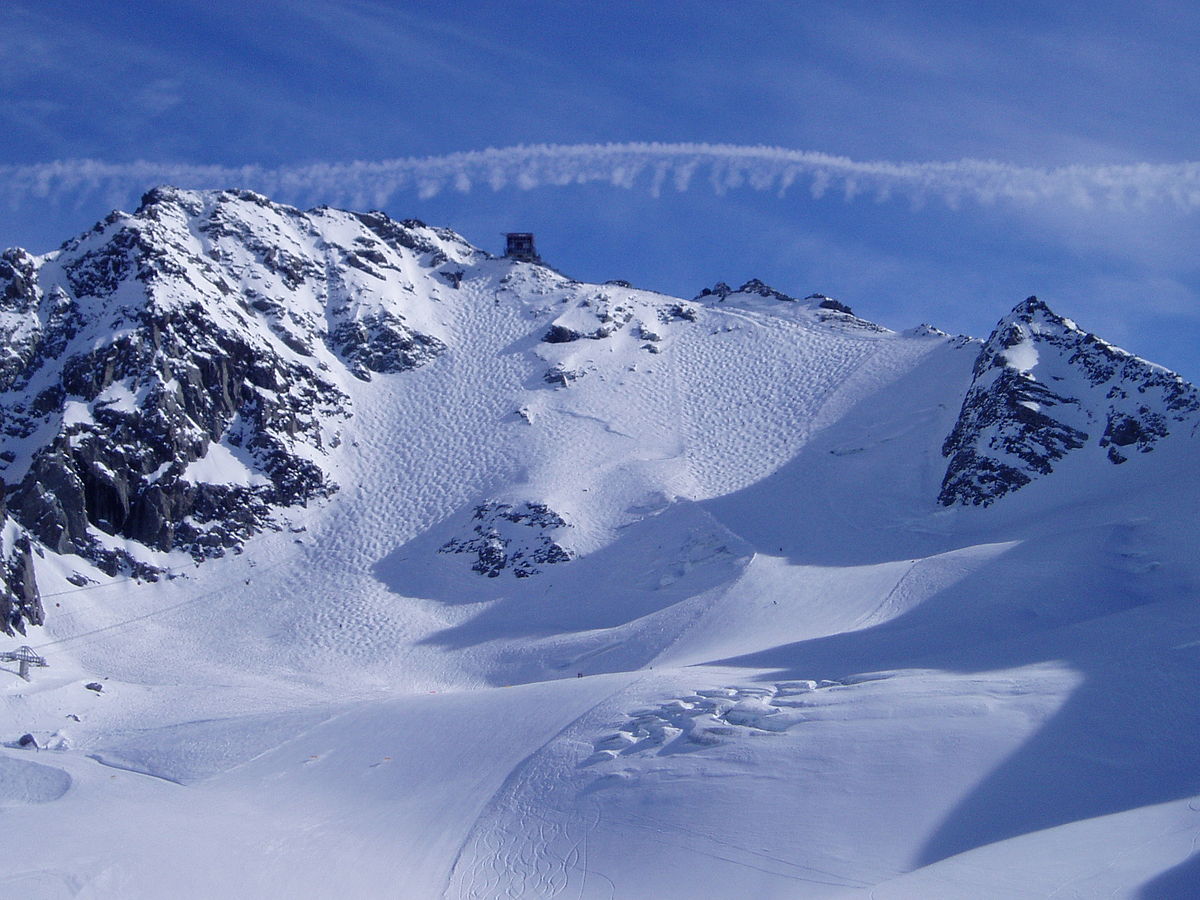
(4, 1, 1200, 375)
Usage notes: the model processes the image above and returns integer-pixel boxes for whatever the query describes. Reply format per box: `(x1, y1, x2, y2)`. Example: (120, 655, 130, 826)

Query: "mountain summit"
(940, 296, 1199, 506)
(0, 188, 477, 614)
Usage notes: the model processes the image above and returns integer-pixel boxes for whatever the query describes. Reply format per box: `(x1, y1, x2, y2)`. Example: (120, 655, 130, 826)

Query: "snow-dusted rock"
(940, 296, 1200, 506)
(0, 187, 477, 616)
(439, 501, 572, 578)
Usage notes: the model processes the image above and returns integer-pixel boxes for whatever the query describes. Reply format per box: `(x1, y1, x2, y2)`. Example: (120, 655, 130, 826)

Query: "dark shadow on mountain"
(376, 499, 752, 649)
(701, 521, 1200, 868)
(699, 340, 978, 568)
(1138, 850, 1200, 899)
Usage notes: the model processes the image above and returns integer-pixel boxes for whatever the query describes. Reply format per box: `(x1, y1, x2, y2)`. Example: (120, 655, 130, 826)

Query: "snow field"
(443, 663, 1080, 899)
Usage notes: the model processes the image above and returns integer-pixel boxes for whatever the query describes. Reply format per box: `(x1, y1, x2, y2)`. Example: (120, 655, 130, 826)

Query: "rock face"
(0, 515, 42, 635)
(695, 278, 797, 304)
(693, 280, 882, 332)
(0, 187, 480, 630)
(439, 501, 573, 578)
(940, 297, 1200, 506)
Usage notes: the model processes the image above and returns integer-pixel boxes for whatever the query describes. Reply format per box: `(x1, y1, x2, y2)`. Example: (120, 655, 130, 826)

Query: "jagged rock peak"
(805, 293, 854, 314)
(905, 323, 951, 339)
(0, 187, 496, 603)
(694, 279, 795, 303)
(939, 296, 1200, 507)
(692, 281, 857, 316)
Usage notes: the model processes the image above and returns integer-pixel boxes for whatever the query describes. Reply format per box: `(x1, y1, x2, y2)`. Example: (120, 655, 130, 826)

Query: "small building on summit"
(504, 233, 540, 262)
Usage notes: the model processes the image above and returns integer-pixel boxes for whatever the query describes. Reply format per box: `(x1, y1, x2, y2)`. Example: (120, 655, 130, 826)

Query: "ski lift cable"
(38, 570, 181, 600)
(31, 558, 291, 651)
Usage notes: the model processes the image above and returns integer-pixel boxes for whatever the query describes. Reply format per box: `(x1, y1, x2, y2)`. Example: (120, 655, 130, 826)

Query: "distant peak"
(904, 323, 951, 339)
(1006, 295, 1065, 326)
(136, 186, 308, 222)
(694, 279, 795, 303)
(692, 281, 857, 316)
(975, 297, 1082, 372)
(737, 278, 790, 299)
(693, 281, 732, 301)
(807, 294, 853, 315)
(136, 185, 206, 215)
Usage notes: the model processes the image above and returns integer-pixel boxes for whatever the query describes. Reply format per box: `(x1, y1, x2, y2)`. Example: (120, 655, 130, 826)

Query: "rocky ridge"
(940, 296, 1200, 506)
(0, 187, 479, 631)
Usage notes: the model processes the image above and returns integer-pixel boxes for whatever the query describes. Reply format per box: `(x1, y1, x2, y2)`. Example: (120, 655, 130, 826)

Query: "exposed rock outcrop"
(439, 501, 573, 578)
(940, 297, 1200, 506)
(0, 187, 479, 593)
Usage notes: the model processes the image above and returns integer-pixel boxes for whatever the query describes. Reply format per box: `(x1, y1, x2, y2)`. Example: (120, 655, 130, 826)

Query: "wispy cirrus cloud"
(4, 143, 1200, 217)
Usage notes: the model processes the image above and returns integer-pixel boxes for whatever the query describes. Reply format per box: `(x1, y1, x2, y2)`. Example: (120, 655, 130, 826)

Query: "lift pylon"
(0, 646, 47, 682)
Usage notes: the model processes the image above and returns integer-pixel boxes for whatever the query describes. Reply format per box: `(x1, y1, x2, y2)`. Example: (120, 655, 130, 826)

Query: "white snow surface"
(3, 197, 1199, 898)
(181, 439, 271, 487)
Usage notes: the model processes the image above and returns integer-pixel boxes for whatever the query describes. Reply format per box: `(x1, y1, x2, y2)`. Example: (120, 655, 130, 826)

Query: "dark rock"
(941, 366, 1090, 506)
(736, 279, 795, 301)
(544, 365, 585, 386)
(0, 533, 42, 636)
(541, 298, 633, 345)
(85, 682, 104, 693)
(543, 324, 583, 344)
(439, 501, 573, 578)
(939, 297, 1200, 506)
(697, 280, 797, 303)
(815, 296, 853, 315)
(694, 282, 732, 301)
(351, 211, 460, 262)
(330, 312, 445, 380)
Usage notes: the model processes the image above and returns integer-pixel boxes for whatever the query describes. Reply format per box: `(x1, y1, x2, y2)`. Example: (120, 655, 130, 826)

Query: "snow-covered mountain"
(0, 186, 944, 625)
(0, 188, 480, 593)
(940, 296, 1199, 506)
(2, 189, 1198, 898)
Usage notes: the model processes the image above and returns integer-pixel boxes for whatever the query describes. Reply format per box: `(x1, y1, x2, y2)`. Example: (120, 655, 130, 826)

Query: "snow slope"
(1, 190, 1198, 898)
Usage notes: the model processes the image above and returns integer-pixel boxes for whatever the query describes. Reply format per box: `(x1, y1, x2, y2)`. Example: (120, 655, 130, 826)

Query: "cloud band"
(3, 143, 1200, 215)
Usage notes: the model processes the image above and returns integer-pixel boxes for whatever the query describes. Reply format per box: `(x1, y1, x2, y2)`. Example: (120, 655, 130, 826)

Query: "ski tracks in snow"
(270, 275, 538, 661)
(674, 311, 881, 497)
(443, 678, 641, 900)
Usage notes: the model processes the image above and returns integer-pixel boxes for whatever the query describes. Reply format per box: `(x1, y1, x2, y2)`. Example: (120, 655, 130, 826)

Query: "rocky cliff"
(940, 297, 1200, 506)
(0, 187, 480, 631)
